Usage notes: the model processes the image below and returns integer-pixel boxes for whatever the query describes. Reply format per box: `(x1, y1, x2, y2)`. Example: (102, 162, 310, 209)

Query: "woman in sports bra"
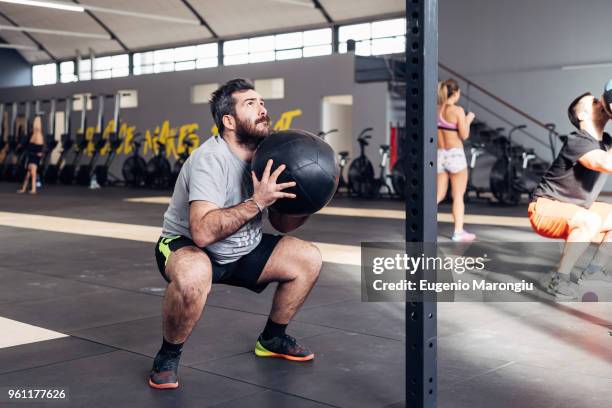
(17, 115, 44, 194)
(436, 79, 476, 241)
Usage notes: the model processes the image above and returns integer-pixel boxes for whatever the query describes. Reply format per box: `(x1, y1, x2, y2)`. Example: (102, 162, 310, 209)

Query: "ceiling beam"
(180, 0, 218, 38)
(0, 24, 111, 39)
(0, 42, 40, 50)
(312, 0, 333, 23)
(0, 10, 55, 59)
(73, 0, 129, 51)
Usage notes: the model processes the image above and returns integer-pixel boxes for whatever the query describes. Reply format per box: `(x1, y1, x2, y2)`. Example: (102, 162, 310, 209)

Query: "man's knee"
(169, 248, 213, 303)
(280, 237, 322, 280)
(571, 210, 602, 238)
(301, 242, 322, 282)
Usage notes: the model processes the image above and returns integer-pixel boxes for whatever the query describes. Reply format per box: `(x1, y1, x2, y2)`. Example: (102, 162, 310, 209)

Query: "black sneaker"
(254, 334, 314, 361)
(546, 273, 577, 300)
(148, 351, 180, 389)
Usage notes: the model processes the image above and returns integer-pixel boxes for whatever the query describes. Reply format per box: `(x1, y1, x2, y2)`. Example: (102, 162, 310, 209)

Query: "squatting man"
(149, 79, 322, 389)
(528, 88, 612, 299)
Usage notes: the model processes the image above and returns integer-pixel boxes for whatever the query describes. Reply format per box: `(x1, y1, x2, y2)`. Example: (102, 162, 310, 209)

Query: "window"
(339, 18, 406, 56)
(111, 54, 129, 77)
(93, 56, 112, 79)
(78, 59, 92, 81)
(371, 18, 405, 38)
(276, 48, 302, 60)
(275, 32, 302, 50)
(195, 43, 218, 68)
(191, 83, 219, 104)
(174, 47, 197, 72)
(154, 48, 174, 73)
(224, 28, 331, 65)
(59, 61, 76, 83)
(32, 63, 57, 86)
(134, 43, 217, 74)
(254, 78, 284, 99)
(223, 39, 249, 66)
(302, 28, 332, 57)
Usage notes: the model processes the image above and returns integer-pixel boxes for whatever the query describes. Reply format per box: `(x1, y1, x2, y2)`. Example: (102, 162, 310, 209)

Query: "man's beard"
(235, 115, 270, 150)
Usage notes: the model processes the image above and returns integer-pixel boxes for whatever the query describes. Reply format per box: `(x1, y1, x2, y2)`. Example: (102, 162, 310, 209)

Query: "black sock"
(159, 338, 184, 357)
(261, 318, 287, 340)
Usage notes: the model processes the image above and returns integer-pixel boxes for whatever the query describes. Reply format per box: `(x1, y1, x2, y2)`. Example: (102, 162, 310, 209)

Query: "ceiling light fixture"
(0, 0, 83, 12)
(0, 0, 201, 25)
(561, 62, 612, 71)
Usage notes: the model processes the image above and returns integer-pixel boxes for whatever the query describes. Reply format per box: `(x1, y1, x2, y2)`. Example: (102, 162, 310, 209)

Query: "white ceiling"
(0, 0, 404, 63)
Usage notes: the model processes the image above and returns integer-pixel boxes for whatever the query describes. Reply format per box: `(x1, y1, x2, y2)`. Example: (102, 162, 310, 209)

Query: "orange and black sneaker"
(148, 351, 180, 389)
(254, 334, 314, 361)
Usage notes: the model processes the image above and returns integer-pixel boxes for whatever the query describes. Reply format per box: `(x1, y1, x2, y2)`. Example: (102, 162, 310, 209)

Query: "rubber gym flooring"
(0, 184, 610, 408)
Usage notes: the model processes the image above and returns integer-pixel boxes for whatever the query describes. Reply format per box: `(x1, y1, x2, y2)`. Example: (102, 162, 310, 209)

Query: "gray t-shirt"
(162, 135, 264, 264)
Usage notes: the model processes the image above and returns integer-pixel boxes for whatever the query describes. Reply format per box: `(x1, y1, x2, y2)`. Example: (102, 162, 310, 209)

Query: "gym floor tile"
(0, 336, 116, 375)
(436, 302, 549, 338)
(207, 273, 360, 315)
(72, 306, 337, 366)
(283, 216, 404, 245)
(0, 268, 107, 305)
(209, 389, 336, 408)
(437, 362, 612, 408)
(437, 354, 513, 390)
(294, 300, 406, 340)
(0, 288, 161, 333)
(195, 330, 405, 408)
(437, 302, 612, 378)
(0, 350, 264, 408)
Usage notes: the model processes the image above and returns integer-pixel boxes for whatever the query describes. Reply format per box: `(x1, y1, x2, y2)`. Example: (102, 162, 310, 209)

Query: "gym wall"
(439, 0, 612, 192)
(0, 48, 31, 88)
(0, 53, 389, 179)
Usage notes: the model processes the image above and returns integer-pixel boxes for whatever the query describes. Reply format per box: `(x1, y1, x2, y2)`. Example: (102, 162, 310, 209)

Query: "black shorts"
(27, 154, 41, 167)
(154, 233, 283, 293)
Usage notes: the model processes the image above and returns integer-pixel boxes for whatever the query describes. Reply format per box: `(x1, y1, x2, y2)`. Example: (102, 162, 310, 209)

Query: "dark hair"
(210, 78, 255, 134)
(567, 92, 592, 129)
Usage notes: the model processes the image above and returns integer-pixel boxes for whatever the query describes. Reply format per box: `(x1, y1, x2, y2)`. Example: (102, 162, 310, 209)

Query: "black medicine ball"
(251, 129, 339, 216)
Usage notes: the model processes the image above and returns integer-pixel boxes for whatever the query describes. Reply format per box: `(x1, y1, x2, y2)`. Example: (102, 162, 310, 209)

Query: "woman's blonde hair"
(437, 79, 460, 105)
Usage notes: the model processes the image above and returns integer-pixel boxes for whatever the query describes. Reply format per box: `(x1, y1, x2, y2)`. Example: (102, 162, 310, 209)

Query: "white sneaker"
(543, 271, 577, 300)
(451, 230, 476, 242)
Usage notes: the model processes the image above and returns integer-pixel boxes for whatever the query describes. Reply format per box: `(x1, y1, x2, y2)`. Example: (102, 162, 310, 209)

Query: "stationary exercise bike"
(489, 125, 549, 205)
(60, 95, 89, 185)
(145, 134, 172, 189)
(45, 99, 73, 184)
(347, 127, 375, 197)
(75, 95, 107, 186)
(371, 144, 393, 198)
(171, 137, 195, 186)
(121, 133, 147, 187)
(94, 94, 123, 187)
(335, 150, 350, 196)
(317, 128, 338, 141)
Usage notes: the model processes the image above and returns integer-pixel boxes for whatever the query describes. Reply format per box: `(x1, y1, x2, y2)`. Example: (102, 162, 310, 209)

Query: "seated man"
(149, 79, 322, 389)
(528, 92, 612, 299)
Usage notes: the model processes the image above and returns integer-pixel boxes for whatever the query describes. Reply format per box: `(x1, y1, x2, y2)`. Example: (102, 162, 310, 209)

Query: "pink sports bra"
(437, 114, 458, 132)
